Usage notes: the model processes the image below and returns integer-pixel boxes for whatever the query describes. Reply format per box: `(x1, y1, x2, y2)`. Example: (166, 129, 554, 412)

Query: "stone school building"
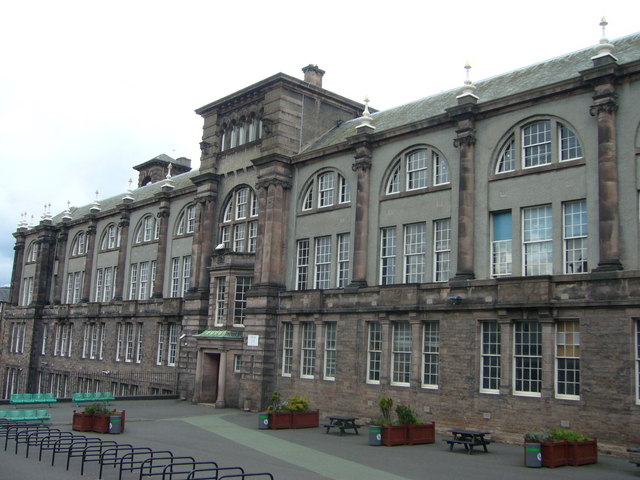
(3, 29, 640, 450)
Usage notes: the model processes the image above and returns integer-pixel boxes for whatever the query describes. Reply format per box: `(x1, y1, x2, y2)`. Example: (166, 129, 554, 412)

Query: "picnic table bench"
(627, 447, 640, 466)
(0, 409, 51, 424)
(443, 429, 493, 454)
(10, 393, 57, 408)
(72, 391, 115, 406)
(322, 416, 362, 435)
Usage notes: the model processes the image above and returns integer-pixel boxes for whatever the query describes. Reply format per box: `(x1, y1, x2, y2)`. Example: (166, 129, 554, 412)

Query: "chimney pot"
(302, 64, 325, 88)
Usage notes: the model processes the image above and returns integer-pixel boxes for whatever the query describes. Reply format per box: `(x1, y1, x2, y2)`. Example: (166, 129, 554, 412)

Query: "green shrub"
(83, 403, 113, 415)
(285, 395, 310, 412)
(524, 431, 549, 442)
(549, 428, 592, 442)
(395, 405, 418, 425)
(379, 397, 393, 423)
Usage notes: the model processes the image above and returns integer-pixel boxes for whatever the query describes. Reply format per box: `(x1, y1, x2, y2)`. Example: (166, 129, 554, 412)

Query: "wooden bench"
(0, 409, 51, 424)
(71, 392, 115, 406)
(322, 416, 363, 435)
(10, 393, 57, 408)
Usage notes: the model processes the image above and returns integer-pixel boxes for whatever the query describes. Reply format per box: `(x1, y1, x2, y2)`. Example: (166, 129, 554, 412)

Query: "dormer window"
(301, 171, 351, 212)
(385, 147, 450, 195)
(495, 119, 583, 174)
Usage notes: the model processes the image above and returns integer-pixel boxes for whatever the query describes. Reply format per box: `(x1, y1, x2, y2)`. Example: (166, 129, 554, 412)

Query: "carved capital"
(589, 99, 618, 117)
(256, 178, 292, 191)
(200, 141, 212, 156)
(352, 159, 372, 172)
(453, 134, 477, 148)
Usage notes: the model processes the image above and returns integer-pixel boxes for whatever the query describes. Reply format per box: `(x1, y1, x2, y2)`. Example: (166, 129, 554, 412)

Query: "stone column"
(10, 232, 26, 305)
(81, 223, 97, 302)
(53, 229, 69, 304)
(540, 314, 555, 398)
(215, 350, 227, 408)
(114, 212, 130, 300)
(591, 94, 622, 270)
(153, 201, 170, 298)
(498, 316, 512, 395)
(350, 141, 372, 287)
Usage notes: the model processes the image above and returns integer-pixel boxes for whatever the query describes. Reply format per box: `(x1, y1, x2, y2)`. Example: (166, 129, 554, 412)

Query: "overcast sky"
(0, 0, 637, 286)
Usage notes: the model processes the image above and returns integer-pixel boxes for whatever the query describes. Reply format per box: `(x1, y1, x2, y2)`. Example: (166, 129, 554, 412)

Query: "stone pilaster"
(153, 201, 170, 298)
(33, 225, 57, 306)
(448, 101, 478, 281)
(81, 222, 97, 302)
(53, 228, 69, 304)
(254, 172, 292, 288)
(10, 231, 26, 305)
(349, 138, 373, 287)
(114, 212, 130, 300)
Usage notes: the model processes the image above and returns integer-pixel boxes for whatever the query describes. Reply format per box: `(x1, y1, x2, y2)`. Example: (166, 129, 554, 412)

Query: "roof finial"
(62, 200, 72, 222)
(90, 189, 102, 213)
(123, 178, 135, 203)
(162, 165, 175, 191)
(166, 163, 173, 179)
(356, 96, 376, 132)
(592, 16, 616, 61)
(456, 61, 478, 102)
(18, 211, 28, 229)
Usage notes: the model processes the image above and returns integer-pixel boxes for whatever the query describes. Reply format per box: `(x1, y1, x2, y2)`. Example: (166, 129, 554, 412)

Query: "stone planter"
(568, 439, 597, 466)
(541, 440, 569, 468)
(407, 422, 435, 445)
(382, 424, 408, 446)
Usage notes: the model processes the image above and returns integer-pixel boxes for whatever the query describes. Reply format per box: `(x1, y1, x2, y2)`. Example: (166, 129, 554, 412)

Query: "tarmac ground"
(1, 399, 639, 480)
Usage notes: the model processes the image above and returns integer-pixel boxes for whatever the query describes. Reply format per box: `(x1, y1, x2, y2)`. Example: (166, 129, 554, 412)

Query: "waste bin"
(524, 442, 542, 467)
(109, 415, 122, 434)
(259, 413, 270, 430)
(369, 426, 382, 446)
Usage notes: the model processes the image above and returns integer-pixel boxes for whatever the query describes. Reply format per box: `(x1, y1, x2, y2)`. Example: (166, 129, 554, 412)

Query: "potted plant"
(396, 404, 435, 445)
(92, 403, 116, 434)
(267, 392, 319, 429)
(540, 429, 570, 468)
(288, 395, 319, 428)
(267, 392, 292, 429)
(378, 397, 406, 446)
(523, 432, 546, 468)
(550, 428, 597, 466)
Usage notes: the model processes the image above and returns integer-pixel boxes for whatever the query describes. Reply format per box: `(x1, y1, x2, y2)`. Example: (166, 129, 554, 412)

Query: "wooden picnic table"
(322, 416, 361, 435)
(444, 429, 493, 454)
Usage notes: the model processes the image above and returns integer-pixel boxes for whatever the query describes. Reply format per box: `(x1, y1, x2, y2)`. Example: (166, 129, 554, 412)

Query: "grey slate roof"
(304, 32, 640, 152)
(50, 169, 200, 224)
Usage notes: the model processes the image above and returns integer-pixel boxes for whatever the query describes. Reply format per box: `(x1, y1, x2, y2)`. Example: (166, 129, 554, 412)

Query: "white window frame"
(296, 239, 310, 290)
(391, 322, 411, 386)
(214, 277, 227, 327)
(367, 322, 382, 384)
(523, 205, 553, 276)
(404, 223, 425, 283)
(380, 227, 397, 285)
(323, 323, 337, 380)
(513, 321, 542, 397)
(433, 219, 451, 282)
(555, 320, 580, 400)
(300, 322, 316, 378)
(336, 233, 350, 288)
(563, 200, 588, 274)
(282, 323, 294, 377)
(314, 236, 331, 289)
(480, 321, 501, 394)
(421, 321, 439, 389)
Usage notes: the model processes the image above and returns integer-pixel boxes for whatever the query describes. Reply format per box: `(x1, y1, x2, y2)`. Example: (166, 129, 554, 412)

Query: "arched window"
(134, 215, 159, 244)
(99, 223, 122, 251)
(219, 187, 259, 253)
(495, 118, 583, 174)
(176, 204, 196, 236)
(71, 232, 87, 256)
(300, 170, 351, 212)
(26, 241, 39, 263)
(220, 114, 262, 153)
(384, 147, 450, 195)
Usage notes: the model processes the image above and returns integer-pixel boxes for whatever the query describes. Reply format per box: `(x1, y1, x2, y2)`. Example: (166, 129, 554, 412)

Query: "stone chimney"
(302, 64, 325, 88)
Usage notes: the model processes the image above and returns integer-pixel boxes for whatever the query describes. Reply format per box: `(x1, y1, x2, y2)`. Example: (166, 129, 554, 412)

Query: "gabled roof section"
(304, 32, 640, 153)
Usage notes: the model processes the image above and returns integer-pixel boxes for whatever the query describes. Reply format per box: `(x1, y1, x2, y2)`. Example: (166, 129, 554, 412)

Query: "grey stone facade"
(2, 34, 640, 452)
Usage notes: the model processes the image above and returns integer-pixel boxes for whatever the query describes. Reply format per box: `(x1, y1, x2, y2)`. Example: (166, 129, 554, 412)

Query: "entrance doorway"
(200, 352, 220, 403)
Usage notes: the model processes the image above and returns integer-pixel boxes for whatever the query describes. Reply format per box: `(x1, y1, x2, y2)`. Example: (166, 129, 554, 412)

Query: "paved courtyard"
(1, 399, 638, 479)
